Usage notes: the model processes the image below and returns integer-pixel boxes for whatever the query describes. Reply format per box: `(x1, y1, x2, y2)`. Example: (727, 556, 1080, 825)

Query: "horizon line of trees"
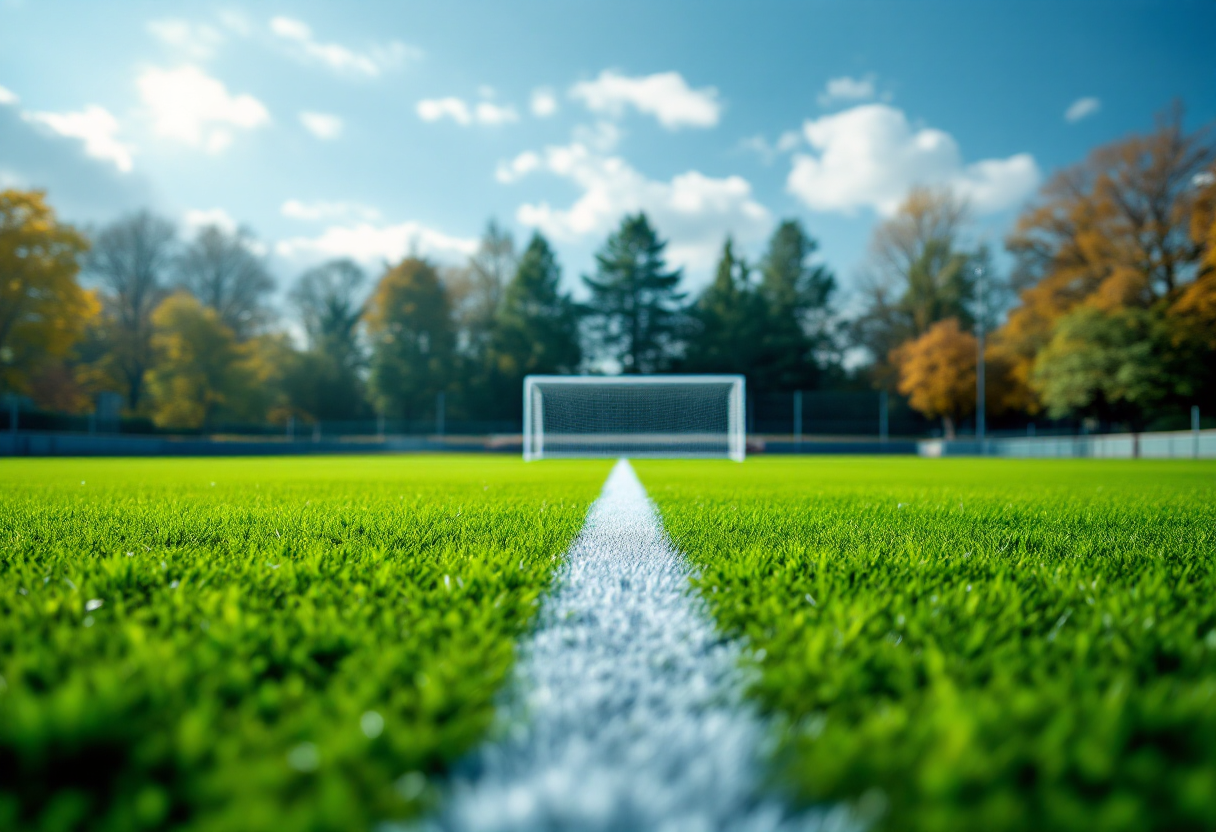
(1, 108, 1213, 437)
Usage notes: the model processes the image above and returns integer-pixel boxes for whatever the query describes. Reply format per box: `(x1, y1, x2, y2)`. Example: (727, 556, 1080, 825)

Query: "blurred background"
(1, 0, 1214, 442)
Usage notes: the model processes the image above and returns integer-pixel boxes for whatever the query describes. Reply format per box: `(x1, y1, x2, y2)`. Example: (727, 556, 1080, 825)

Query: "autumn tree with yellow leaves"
(0, 189, 96, 406)
(893, 317, 977, 439)
(995, 108, 1216, 423)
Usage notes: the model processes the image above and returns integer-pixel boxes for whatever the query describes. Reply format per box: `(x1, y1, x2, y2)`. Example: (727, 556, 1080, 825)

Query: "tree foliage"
(176, 224, 275, 339)
(146, 292, 252, 429)
(894, 317, 977, 438)
(996, 108, 1215, 412)
(583, 213, 684, 373)
(365, 257, 454, 420)
(854, 187, 980, 386)
(0, 189, 94, 398)
(84, 211, 178, 411)
(682, 237, 766, 376)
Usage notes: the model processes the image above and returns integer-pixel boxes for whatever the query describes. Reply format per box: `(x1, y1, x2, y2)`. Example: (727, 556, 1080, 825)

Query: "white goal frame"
(523, 375, 746, 462)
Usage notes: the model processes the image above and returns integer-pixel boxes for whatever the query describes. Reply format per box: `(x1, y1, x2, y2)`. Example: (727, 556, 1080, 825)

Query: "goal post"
(523, 375, 746, 462)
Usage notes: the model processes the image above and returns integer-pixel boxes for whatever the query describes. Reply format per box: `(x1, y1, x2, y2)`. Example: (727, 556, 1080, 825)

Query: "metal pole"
(1194, 405, 1201, 460)
(793, 390, 802, 445)
(879, 390, 888, 442)
(975, 264, 986, 450)
(436, 392, 445, 437)
(377, 413, 385, 441)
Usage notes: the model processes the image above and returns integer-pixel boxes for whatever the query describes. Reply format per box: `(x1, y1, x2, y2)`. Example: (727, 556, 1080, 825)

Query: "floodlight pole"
(975, 264, 987, 451)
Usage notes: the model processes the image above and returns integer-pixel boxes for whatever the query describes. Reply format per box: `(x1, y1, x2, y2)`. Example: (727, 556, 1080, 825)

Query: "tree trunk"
(943, 415, 956, 440)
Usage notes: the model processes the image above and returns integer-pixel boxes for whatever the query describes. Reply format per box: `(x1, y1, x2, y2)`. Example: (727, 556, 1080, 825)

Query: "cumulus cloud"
(570, 70, 721, 130)
(137, 65, 269, 153)
(416, 96, 518, 126)
(1065, 97, 1100, 123)
(0, 106, 153, 221)
(817, 75, 878, 107)
(23, 105, 133, 172)
(502, 140, 769, 272)
(276, 220, 477, 265)
(531, 87, 558, 118)
(495, 151, 542, 184)
(183, 207, 238, 233)
(280, 199, 380, 222)
(147, 19, 225, 59)
(269, 16, 419, 78)
(786, 103, 1039, 215)
(299, 111, 343, 139)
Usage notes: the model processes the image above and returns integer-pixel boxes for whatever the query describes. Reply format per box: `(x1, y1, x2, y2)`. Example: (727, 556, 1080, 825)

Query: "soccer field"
(2, 456, 1215, 831)
(637, 458, 1216, 832)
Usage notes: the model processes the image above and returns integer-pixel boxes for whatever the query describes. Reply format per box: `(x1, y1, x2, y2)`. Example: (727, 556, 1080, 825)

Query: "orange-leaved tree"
(893, 317, 977, 439)
(0, 189, 95, 400)
(995, 108, 1215, 411)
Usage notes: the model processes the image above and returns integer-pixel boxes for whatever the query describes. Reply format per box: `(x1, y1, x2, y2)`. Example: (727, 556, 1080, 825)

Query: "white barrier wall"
(920, 429, 1216, 459)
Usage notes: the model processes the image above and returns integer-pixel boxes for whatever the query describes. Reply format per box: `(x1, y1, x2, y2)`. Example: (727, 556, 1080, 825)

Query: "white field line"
(415, 459, 852, 832)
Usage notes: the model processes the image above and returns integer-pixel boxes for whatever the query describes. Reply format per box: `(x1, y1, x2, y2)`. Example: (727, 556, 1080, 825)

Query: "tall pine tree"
(583, 213, 685, 373)
(754, 219, 837, 390)
(682, 237, 765, 374)
(484, 232, 581, 418)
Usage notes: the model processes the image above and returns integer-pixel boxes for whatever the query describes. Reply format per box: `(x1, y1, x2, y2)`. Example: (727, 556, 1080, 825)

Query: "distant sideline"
(2, 428, 1213, 458)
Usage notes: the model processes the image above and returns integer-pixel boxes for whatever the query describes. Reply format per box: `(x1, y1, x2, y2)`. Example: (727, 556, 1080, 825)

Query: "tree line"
(1, 108, 1213, 436)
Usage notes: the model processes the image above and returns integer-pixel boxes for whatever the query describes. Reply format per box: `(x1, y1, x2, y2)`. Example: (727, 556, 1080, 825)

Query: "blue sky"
(1, 0, 1213, 312)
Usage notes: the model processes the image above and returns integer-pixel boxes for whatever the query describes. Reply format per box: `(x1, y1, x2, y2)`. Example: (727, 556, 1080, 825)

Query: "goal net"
(523, 375, 746, 461)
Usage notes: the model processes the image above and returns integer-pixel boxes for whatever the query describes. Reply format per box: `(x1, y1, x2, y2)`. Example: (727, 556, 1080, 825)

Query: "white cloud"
(818, 75, 877, 107)
(417, 97, 470, 125)
(786, 103, 1039, 216)
(570, 70, 721, 130)
(504, 140, 769, 272)
(475, 101, 518, 125)
(495, 151, 542, 184)
(184, 207, 237, 233)
(137, 65, 269, 153)
(147, 19, 224, 59)
(1065, 97, 1100, 124)
(531, 87, 558, 117)
(739, 129, 801, 164)
(23, 106, 134, 172)
(299, 111, 343, 139)
(269, 16, 419, 78)
(0, 84, 20, 106)
(276, 220, 477, 265)
(417, 96, 517, 126)
(281, 199, 380, 222)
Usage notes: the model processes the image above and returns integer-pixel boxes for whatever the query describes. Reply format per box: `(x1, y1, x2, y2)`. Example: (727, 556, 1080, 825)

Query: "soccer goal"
(523, 375, 746, 461)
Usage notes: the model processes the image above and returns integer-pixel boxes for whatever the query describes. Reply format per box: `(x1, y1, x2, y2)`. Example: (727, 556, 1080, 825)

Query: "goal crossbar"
(523, 375, 746, 462)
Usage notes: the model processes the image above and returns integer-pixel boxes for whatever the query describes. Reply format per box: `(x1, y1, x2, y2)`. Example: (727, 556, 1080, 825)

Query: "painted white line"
(415, 459, 851, 832)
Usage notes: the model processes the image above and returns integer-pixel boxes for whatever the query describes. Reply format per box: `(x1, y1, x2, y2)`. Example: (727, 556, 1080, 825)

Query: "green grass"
(0, 455, 611, 832)
(636, 457, 1216, 832)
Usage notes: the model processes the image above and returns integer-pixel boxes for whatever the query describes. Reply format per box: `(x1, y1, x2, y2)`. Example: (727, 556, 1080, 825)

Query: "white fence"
(920, 429, 1216, 459)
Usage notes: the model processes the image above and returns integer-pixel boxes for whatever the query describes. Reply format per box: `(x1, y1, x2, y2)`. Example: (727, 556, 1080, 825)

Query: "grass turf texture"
(0, 455, 611, 832)
(636, 457, 1216, 832)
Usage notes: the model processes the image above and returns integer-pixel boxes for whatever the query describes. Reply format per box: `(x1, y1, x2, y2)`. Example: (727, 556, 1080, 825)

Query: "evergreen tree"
(483, 233, 581, 419)
(583, 213, 685, 373)
(754, 219, 837, 390)
(682, 238, 765, 374)
(364, 257, 455, 421)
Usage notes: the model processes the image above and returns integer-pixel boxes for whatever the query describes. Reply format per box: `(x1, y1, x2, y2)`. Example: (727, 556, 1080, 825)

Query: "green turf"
(636, 457, 1216, 832)
(0, 455, 611, 832)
